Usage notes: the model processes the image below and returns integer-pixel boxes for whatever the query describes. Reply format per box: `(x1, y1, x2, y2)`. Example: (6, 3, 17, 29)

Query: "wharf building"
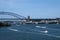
(25, 16, 60, 24)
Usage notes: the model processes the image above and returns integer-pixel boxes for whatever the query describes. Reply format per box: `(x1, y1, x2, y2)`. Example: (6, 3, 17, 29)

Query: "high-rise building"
(27, 16, 30, 22)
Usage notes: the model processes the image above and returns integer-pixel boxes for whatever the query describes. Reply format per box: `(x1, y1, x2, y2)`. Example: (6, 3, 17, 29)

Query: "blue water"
(0, 24, 60, 40)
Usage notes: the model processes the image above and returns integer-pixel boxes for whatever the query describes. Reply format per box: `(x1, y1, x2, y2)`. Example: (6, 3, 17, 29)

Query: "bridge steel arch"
(0, 12, 26, 20)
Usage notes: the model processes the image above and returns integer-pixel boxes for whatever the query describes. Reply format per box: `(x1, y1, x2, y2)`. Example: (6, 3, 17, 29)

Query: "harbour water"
(0, 24, 60, 40)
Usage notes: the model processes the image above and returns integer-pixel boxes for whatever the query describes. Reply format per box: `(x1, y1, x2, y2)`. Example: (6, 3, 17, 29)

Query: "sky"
(0, 0, 60, 18)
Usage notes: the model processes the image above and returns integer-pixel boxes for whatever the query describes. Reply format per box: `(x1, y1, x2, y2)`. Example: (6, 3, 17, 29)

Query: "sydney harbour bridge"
(0, 12, 26, 25)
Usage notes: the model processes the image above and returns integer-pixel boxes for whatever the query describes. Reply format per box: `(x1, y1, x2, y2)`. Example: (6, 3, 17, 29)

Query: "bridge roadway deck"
(0, 18, 24, 21)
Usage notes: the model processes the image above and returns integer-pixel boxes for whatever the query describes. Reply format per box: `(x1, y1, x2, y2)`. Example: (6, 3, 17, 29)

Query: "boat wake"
(35, 25, 60, 31)
(35, 26, 46, 28)
(8, 28, 19, 32)
(8, 28, 60, 38)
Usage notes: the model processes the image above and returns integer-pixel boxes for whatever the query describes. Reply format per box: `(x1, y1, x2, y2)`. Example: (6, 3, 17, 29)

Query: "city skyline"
(0, 0, 60, 18)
